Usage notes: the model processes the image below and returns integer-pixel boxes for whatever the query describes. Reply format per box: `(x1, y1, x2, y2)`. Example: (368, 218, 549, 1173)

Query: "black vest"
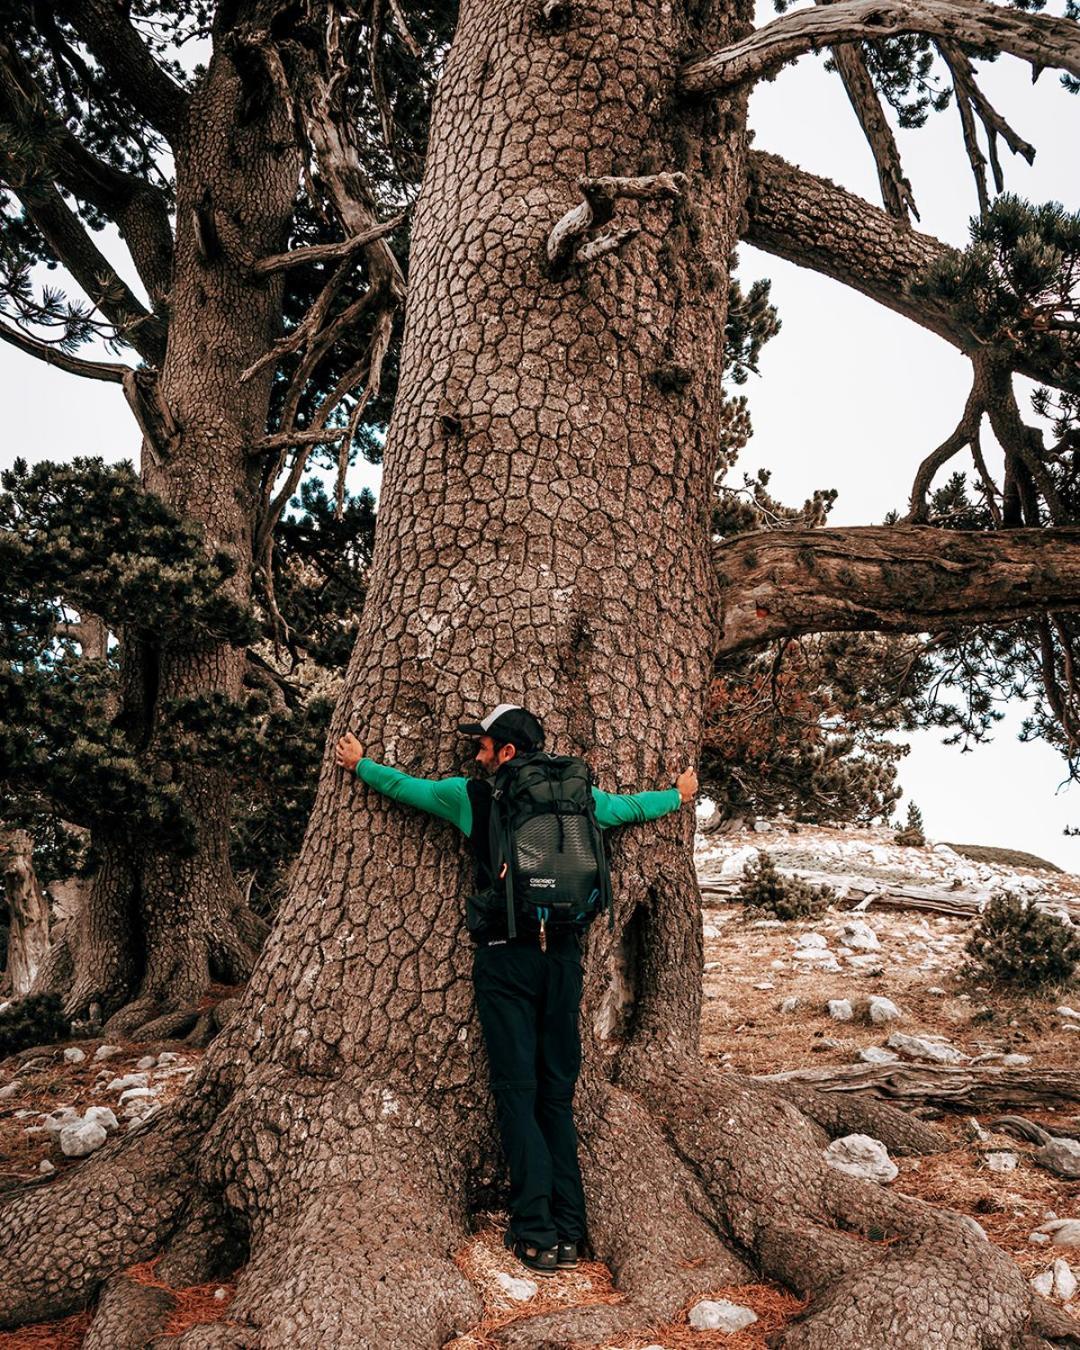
(466, 778, 495, 888)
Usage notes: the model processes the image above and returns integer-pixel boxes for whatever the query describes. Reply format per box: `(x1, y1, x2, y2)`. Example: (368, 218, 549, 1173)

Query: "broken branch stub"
(546, 171, 687, 274)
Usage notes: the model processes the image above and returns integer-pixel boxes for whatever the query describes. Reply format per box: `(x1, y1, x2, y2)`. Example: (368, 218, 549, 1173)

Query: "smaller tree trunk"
(0, 829, 51, 996)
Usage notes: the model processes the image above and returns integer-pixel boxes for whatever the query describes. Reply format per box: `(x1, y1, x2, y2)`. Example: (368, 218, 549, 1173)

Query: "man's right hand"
(335, 732, 364, 773)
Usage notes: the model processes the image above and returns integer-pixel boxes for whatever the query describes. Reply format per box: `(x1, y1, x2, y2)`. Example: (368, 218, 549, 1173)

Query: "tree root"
(0, 1104, 197, 1328)
(764, 1074, 948, 1155)
(642, 1060, 1064, 1348)
(83, 1273, 177, 1350)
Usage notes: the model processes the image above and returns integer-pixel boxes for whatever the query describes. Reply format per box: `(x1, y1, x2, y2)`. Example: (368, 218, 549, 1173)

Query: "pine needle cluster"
(737, 850, 836, 921)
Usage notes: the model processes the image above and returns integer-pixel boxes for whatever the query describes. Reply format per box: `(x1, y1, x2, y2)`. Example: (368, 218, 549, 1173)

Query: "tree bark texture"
(0, 829, 50, 996)
(1, 3, 1077, 1347)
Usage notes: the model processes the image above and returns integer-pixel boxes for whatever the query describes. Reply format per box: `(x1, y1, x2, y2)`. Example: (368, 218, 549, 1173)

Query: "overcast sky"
(2, 23, 1079, 864)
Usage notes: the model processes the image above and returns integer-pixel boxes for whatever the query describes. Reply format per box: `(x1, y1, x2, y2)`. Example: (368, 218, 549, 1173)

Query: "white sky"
(2, 23, 1079, 864)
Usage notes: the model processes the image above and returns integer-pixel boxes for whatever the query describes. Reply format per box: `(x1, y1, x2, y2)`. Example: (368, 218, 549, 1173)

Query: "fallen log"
(757, 1061, 1080, 1113)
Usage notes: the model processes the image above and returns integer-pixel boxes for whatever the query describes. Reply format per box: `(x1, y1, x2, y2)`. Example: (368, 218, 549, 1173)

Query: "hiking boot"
(556, 1240, 579, 1269)
(504, 1231, 558, 1277)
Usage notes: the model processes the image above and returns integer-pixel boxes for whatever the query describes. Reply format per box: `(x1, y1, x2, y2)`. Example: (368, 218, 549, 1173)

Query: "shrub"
(737, 850, 836, 920)
(0, 993, 71, 1060)
(894, 799, 926, 847)
(965, 891, 1080, 990)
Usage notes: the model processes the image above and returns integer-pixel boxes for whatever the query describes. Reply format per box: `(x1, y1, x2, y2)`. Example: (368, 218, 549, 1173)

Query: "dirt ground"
(1, 828, 1078, 1348)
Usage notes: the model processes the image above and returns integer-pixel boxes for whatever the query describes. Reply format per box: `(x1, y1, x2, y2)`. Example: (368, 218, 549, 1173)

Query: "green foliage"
(965, 891, 1080, 989)
(725, 267, 781, 386)
(894, 799, 926, 847)
(910, 195, 1080, 394)
(737, 850, 836, 920)
(0, 993, 70, 1060)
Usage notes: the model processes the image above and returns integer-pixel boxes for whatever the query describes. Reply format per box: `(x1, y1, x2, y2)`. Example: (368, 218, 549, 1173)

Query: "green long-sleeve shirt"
(355, 758, 681, 834)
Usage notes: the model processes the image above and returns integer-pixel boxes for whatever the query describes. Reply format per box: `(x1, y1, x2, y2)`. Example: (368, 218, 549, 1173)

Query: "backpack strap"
(489, 776, 516, 939)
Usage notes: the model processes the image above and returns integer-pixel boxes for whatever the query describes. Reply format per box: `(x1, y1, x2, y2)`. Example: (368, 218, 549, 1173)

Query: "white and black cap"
(457, 703, 544, 750)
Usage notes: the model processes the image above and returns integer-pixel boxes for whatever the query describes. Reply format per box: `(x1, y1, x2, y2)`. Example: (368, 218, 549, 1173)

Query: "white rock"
(41, 1107, 81, 1136)
(779, 997, 801, 1014)
(753, 982, 774, 991)
(83, 1106, 119, 1133)
(63, 1047, 86, 1064)
(38, 1159, 55, 1175)
(858, 1047, 899, 1065)
(93, 1044, 123, 1062)
(118, 1086, 157, 1104)
(720, 846, 760, 878)
(824, 1134, 898, 1184)
(841, 920, 881, 951)
(1034, 1220, 1080, 1247)
(136, 1055, 157, 1070)
(688, 1299, 758, 1332)
(494, 1272, 538, 1301)
(985, 1152, 1019, 1173)
(106, 1073, 149, 1093)
(156, 1051, 182, 1065)
(868, 996, 903, 1024)
(1002, 1053, 1032, 1067)
(1036, 1137, 1080, 1179)
(795, 932, 828, 950)
(213, 1288, 228, 1301)
(886, 1033, 966, 1065)
(1056, 1006, 1080, 1021)
(1030, 1231, 1052, 1245)
(1031, 1270, 1055, 1298)
(828, 999, 853, 1022)
(0, 1081, 22, 1100)
(1053, 1258, 1077, 1301)
(59, 1120, 107, 1157)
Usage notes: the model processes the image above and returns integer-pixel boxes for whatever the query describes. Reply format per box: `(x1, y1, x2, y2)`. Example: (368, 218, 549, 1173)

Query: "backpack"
(487, 751, 613, 940)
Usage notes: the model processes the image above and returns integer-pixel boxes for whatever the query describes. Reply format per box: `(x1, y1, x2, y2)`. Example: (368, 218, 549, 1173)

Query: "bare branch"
(51, 0, 188, 144)
(0, 315, 130, 381)
(828, 41, 918, 220)
(715, 524, 1080, 655)
(121, 369, 180, 466)
(742, 152, 1067, 390)
(252, 213, 406, 278)
(938, 38, 1036, 214)
(251, 427, 350, 454)
(546, 172, 687, 273)
(680, 0, 1080, 93)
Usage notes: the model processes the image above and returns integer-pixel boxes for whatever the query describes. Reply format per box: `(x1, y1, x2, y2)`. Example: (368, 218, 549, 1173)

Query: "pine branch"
(827, 39, 919, 221)
(680, 0, 1080, 93)
(0, 315, 130, 381)
(715, 524, 1080, 655)
(49, 0, 188, 144)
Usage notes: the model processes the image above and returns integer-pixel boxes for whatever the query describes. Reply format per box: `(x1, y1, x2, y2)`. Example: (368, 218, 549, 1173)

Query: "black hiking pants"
(472, 930, 587, 1250)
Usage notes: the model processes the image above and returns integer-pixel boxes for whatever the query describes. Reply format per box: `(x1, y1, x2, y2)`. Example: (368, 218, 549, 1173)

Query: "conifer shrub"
(0, 993, 70, 1060)
(737, 850, 836, 920)
(895, 800, 926, 847)
(965, 891, 1080, 990)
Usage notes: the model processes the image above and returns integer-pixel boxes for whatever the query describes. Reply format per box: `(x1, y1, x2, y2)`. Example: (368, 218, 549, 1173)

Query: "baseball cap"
(457, 703, 545, 751)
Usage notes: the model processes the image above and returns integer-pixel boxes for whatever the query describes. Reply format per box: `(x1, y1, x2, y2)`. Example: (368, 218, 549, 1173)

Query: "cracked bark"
(1, 2, 1077, 1346)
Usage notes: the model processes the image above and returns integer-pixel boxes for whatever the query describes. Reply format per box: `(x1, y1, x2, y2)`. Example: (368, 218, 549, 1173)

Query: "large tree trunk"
(31, 47, 290, 1036)
(0, 829, 50, 997)
(0, 4, 1074, 1347)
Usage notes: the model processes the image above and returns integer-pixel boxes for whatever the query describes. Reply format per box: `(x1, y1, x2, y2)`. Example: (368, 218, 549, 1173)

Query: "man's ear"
(502, 744, 517, 764)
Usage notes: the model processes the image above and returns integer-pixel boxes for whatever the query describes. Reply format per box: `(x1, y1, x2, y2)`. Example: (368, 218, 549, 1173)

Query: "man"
(335, 703, 697, 1277)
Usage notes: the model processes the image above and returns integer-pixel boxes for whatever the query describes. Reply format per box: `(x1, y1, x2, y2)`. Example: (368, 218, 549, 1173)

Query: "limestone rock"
(62, 1047, 86, 1064)
(868, 996, 902, 1024)
(494, 1272, 537, 1301)
(1034, 1136, 1080, 1180)
(886, 1032, 966, 1065)
(841, 919, 880, 951)
(106, 1073, 149, 1093)
(0, 1081, 22, 1100)
(1031, 1270, 1055, 1298)
(985, 1152, 1018, 1173)
(83, 1106, 119, 1133)
(93, 1044, 123, 1062)
(828, 999, 853, 1022)
(59, 1120, 107, 1157)
(688, 1299, 758, 1332)
(1032, 1220, 1080, 1247)
(858, 1047, 899, 1065)
(824, 1134, 898, 1184)
(1053, 1258, 1077, 1301)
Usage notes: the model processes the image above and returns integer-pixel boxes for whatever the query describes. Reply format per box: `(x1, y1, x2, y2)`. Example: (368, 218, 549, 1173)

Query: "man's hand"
(335, 732, 364, 773)
(675, 766, 698, 804)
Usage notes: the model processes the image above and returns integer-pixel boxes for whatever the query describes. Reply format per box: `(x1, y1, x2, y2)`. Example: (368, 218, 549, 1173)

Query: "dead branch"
(251, 213, 406, 277)
(546, 172, 687, 273)
(827, 38, 918, 221)
(759, 1061, 1080, 1112)
(904, 355, 991, 521)
(121, 370, 181, 465)
(938, 39, 1036, 216)
(251, 426, 349, 454)
(680, 0, 1080, 94)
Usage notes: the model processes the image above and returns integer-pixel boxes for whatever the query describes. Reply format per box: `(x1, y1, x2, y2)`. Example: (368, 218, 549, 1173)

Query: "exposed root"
(765, 1075, 948, 1155)
(83, 1272, 177, 1350)
(0, 1104, 198, 1328)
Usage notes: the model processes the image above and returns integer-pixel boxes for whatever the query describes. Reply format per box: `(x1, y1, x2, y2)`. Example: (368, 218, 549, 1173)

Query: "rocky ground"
(1, 823, 1078, 1347)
